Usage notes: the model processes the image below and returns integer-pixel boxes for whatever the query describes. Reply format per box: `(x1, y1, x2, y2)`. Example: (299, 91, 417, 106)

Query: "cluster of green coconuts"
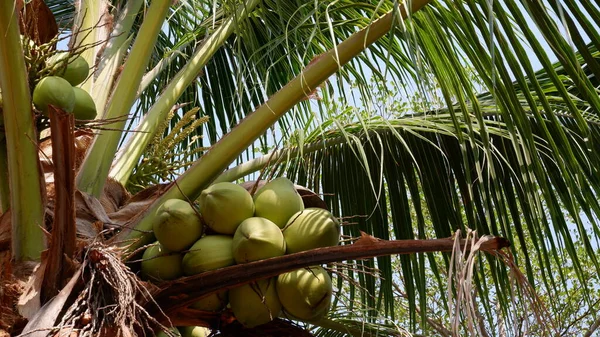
(141, 177, 341, 329)
(31, 52, 97, 120)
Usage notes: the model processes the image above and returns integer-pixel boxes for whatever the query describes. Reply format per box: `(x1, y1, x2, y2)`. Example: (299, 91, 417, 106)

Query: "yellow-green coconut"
(179, 326, 210, 337)
(229, 278, 282, 328)
(198, 182, 255, 234)
(72, 87, 97, 120)
(154, 199, 204, 252)
(182, 235, 234, 275)
(141, 243, 183, 282)
(232, 217, 286, 263)
(283, 208, 340, 254)
(48, 52, 90, 86)
(253, 177, 304, 228)
(190, 289, 228, 311)
(276, 266, 333, 321)
(32, 76, 75, 113)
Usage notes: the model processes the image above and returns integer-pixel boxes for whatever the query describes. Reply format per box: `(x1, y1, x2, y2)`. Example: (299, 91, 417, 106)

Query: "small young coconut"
(283, 208, 340, 254)
(32, 76, 75, 113)
(72, 87, 97, 120)
(179, 326, 210, 337)
(141, 242, 183, 282)
(154, 199, 204, 252)
(48, 52, 90, 86)
(276, 266, 333, 321)
(190, 289, 228, 311)
(182, 235, 234, 275)
(253, 177, 304, 228)
(156, 328, 182, 337)
(198, 182, 255, 234)
(229, 278, 282, 328)
(232, 217, 285, 263)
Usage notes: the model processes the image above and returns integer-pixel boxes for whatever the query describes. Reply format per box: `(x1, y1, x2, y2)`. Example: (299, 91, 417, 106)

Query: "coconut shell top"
(229, 278, 282, 328)
(182, 235, 234, 275)
(241, 180, 328, 210)
(179, 326, 210, 337)
(232, 217, 286, 264)
(252, 177, 304, 228)
(283, 208, 340, 254)
(32, 76, 75, 113)
(276, 266, 332, 321)
(154, 199, 204, 252)
(141, 242, 183, 282)
(199, 182, 255, 234)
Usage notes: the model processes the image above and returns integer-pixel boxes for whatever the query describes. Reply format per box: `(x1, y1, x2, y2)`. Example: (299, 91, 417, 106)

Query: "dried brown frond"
(50, 242, 173, 337)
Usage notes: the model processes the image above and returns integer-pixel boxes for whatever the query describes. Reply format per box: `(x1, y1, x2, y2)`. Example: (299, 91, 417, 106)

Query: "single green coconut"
(32, 76, 75, 113)
(179, 326, 210, 337)
(154, 199, 204, 252)
(141, 243, 183, 282)
(48, 52, 90, 86)
(229, 278, 282, 328)
(283, 208, 340, 254)
(182, 235, 234, 275)
(276, 266, 333, 321)
(198, 182, 255, 234)
(156, 328, 182, 337)
(190, 289, 228, 311)
(72, 87, 97, 120)
(253, 177, 304, 228)
(232, 217, 285, 263)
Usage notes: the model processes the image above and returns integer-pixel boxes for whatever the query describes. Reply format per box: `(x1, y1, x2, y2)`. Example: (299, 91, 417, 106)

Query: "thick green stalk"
(93, 0, 144, 114)
(76, 0, 171, 197)
(110, 0, 262, 185)
(118, 0, 431, 251)
(0, 2, 45, 260)
(72, 0, 109, 92)
(0, 135, 10, 213)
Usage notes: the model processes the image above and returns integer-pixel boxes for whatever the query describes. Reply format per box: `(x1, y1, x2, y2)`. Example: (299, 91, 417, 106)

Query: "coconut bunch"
(140, 177, 341, 328)
(31, 51, 97, 121)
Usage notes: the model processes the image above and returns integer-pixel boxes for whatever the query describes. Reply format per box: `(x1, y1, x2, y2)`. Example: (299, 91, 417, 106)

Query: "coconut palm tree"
(1, 0, 599, 336)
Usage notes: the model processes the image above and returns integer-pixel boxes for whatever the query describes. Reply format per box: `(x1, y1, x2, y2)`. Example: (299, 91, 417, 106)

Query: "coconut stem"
(117, 0, 432, 252)
(0, 134, 10, 213)
(0, 1, 46, 261)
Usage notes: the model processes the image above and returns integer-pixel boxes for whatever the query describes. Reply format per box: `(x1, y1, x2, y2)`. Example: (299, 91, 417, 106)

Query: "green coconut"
(49, 52, 90, 86)
(229, 278, 282, 328)
(276, 266, 333, 321)
(141, 243, 183, 282)
(190, 289, 228, 311)
(283, 208, 340, 254)
(182, 235, 234, 275)
(32, 76, 75, 113)
(198, 182, 255, 234)
(156, 328, 182, 337)
(72, 87, 97, 120)
(154, 199, 204, 252)
(253, 177, 304, 228)
(179, 326, 210, 337)
(232, 217, 285, 263)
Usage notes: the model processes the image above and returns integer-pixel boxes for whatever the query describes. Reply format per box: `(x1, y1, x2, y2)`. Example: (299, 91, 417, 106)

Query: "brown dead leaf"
(18, 0, 58, 46)
(17, 259, 45, 320)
